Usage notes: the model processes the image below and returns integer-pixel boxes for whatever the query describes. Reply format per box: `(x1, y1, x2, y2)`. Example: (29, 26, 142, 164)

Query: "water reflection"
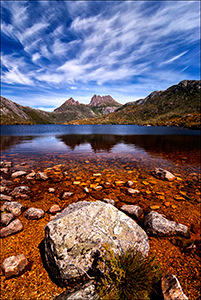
(1, 133, 200, 166)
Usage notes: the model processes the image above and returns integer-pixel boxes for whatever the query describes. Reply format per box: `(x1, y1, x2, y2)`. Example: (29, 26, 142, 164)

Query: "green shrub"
(95, 246, 162, 300)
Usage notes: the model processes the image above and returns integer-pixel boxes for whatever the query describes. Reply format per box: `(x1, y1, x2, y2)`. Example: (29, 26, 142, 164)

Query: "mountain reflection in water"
(1, 133, 200, 166)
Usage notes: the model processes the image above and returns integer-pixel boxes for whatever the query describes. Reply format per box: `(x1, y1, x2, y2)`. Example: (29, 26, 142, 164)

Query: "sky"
(1, 0, 200, 111)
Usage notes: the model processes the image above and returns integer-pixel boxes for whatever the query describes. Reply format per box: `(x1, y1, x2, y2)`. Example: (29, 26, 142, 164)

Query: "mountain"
(54, 97, 80, 112)
(1, 81, 200, 128)
(69, 80, 201, 129)
(0, 96, 57, 125)
(0, 94, 121, 125)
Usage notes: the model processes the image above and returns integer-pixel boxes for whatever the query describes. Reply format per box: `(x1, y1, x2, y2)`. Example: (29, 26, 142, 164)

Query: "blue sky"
(1, 0, 200, 111)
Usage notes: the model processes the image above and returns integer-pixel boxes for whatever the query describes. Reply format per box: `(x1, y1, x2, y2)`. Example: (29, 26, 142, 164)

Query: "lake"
(1, 124, 200, 175)
(1, 124, 201, 300)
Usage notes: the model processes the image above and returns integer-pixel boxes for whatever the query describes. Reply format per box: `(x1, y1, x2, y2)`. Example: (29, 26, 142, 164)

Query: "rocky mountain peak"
(54, 97, 80, 112)
(89, 95, 120, 107)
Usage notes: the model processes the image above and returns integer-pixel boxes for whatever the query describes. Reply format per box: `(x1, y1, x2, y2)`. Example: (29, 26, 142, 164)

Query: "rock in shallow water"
(161, 274, 188, 300)
(0, 219, 23, 237)
(144, 211, 190, 238)
(25, 208, 45, 220)
(1, 201, 26, 217)
(43, 200, 149, 287)
(0, 213, 15, 226)
(2, 254, 28, 279)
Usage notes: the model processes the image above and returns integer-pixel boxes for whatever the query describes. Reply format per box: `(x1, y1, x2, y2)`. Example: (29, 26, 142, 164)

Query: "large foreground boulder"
(43, 200, 149, 287)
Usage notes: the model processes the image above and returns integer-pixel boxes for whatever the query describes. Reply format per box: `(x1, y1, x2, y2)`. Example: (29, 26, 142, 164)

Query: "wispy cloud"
(1, 0, 200, 108)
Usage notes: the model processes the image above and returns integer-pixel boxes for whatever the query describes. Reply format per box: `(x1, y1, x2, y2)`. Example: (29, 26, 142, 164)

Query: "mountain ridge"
(1, 80, 200, 128)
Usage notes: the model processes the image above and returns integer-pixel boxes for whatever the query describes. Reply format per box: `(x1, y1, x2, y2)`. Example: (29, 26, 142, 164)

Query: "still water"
(1, 124, 200, 174)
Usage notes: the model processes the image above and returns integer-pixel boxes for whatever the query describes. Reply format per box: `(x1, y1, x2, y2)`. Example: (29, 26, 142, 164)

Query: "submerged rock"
(11, 171, 27, 179)
(144, 211, 190, 238)
(161, 274, 188, 300)
(43, 200, 149, 287)
(120, 205, 143, 220)
(25, 208, 44, 220)
(155, 168, 175, 181)
(0, 219, 23, 237)
(1, 213, 15, 226)
(2, 254, 28, 279)
(1, 201, 26, 217)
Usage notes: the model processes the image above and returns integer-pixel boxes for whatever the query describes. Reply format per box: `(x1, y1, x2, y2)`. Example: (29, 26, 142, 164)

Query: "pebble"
(11, 171, 27, 179)
(62, 192, 74, 198)
(2, 254, 28, 279)
(155, 168, 175, 181)
(149, 205, 160, 210)
(142, 181, 149, 185)
(161, 274, 188, 300)
(25, 208, 45, 220)
(73, 181, 81, 185)
(26, 171, 36, 179)
(126, 180, 134, 187)
(1, 213, 15, 226)
(36, 172, 48, 180)
(115, 180, 124, 186)
(48, 188, 55, 193)
(120, 205, 143, 219)
(0, 161, 12, 168)
(49, 205, 61, 214)
(127, 188, 140, 195)
(1, 201, 26, 217)
(10, 186, 30, 196)
(0, 219, 23, 237)
(93, 173, 101, 176)
(0, 194, 13, 202)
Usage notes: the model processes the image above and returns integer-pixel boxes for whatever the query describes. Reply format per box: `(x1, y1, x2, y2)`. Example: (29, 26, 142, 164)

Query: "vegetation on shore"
(95, 245, 162, 300)
(1, 80, 200, 129)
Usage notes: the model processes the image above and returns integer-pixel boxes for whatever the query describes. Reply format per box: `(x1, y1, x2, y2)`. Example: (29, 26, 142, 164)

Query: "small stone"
(196, 199, 201, 203)
(73, 181, 81, 185)
(1, 161, 12, 168)
(120, 205, 143, 219)
(1, 201, 26, 216)
(164, 202, 171, 207)
(36, 172, 48, 180)
(0, 219, 23, 237)
(62, 192, 74, 198)
(0, 186, 8, 193)
(161, 274, 188, 300)
(149, 205, 160, 210)
(155, 168, 175, 181)
(176, 177, 183, 181)
(2, 254, 28, 279)
(93, 185, 103, 191)
(11, 171, 27, 179)
(0, 194, 13, 202)
(115, 180, 124, 186)
(93, 173, 101, 176)
(146, 190, 152, 195)
(49, 205, 61, 214)
(1, 213, 15, 226)
(142, 181, 149, 185)
(10, 186, 30, 196)
(103, 182, 112, 188)
(48, 188, 55, 193)
(127, 188, 140, 195)
(25, 208, 44, 220)
(90, 183, 98, 189)
(1, 168, 9, 173)
(84, 187, 89, 193)
(26, 171, 36, 179)
(171, 205, 177, 209)
(126, 180, 134, 187)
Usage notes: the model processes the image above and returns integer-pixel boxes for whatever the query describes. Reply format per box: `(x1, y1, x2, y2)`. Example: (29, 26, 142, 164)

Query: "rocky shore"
(0, 160, 200, 299)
